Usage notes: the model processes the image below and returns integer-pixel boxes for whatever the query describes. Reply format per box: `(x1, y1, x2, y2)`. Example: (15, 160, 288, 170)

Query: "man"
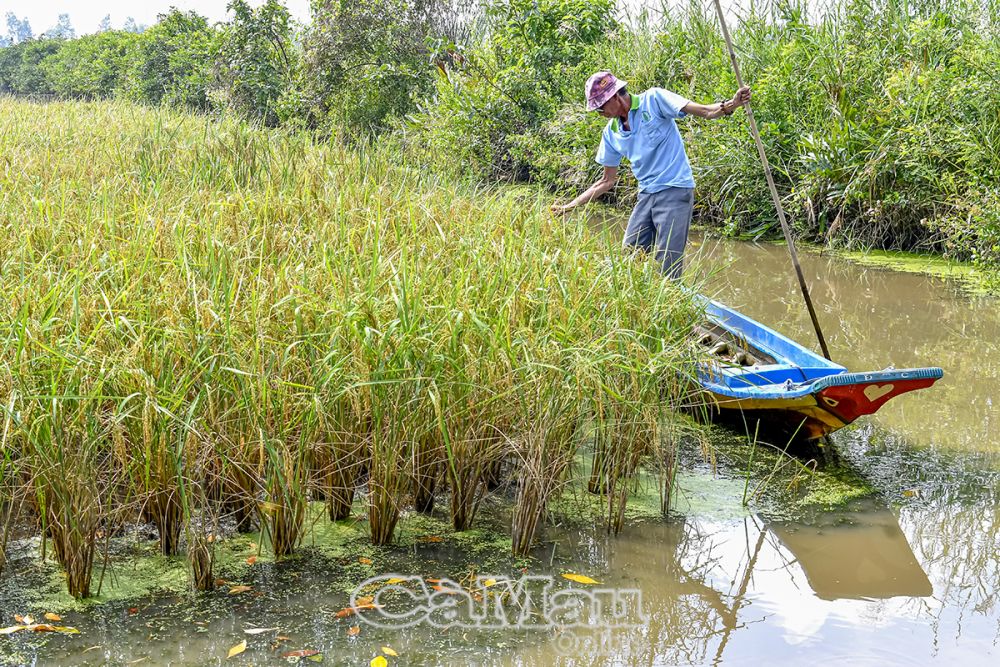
(551, 71, 751, 278)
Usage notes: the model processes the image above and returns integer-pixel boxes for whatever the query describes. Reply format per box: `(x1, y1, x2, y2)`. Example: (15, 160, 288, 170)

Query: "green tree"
(120, 9, 214, 109)
(211, 0, 299, 126)
(0, 40, 62, 95)
(403, 0, 617, 180)
(41, 31, 140, 99)
(303, 0, 449, 136)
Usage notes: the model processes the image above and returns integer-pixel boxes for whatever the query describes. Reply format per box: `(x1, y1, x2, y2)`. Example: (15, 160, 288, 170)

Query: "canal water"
(2, 235, 997, 666)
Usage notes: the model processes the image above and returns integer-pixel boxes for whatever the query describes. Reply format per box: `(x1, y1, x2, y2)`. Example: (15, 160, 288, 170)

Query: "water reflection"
(767, 511, 932, 600)
(533, 497, 996, 666)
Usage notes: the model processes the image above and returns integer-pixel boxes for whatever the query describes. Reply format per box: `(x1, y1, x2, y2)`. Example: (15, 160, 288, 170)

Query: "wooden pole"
(711, 0, 832, 360)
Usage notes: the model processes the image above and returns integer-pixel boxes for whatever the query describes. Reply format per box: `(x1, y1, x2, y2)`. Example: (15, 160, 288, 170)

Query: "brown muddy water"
(2, 235, 998, 666)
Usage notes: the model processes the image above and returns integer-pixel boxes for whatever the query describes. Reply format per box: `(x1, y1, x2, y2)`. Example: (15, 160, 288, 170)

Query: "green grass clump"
(0, 98, 701, 597)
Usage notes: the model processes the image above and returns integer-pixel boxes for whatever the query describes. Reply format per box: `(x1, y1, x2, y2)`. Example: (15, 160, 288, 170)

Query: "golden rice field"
(0, 98, 701, 598)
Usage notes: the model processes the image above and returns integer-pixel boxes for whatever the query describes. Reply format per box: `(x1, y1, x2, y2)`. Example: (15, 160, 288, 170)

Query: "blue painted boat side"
(699, 367, 942, 401)
(693, 296, 943, 403)
(698, 296, 844, 373)
(694, 295, 846, 393)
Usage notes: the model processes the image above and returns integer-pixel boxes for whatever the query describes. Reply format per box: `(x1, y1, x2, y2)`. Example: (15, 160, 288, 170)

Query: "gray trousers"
(623, 187, 694, 279)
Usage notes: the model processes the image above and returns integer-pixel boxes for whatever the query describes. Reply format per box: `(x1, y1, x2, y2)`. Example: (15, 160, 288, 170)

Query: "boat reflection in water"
(532, 501, 936, 666)
(767, 509, 932, 601)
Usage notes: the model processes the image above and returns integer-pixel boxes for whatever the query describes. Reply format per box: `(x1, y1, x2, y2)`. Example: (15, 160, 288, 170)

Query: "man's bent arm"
(552, 166, 618, 214)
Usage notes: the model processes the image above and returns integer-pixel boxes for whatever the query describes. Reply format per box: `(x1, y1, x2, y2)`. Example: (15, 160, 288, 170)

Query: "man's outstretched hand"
(731, 86, 751, 109)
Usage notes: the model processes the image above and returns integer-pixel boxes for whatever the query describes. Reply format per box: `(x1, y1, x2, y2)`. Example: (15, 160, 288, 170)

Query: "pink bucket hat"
(585, 71, 627, 111)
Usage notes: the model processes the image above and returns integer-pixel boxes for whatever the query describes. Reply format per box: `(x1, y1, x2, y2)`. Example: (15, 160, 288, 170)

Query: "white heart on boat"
(863, 383, 895, 402)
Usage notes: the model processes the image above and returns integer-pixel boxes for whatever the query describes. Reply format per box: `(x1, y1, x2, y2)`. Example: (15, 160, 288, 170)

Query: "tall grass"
(0, 98, 701, 594)
(403, 0, 1000, 279)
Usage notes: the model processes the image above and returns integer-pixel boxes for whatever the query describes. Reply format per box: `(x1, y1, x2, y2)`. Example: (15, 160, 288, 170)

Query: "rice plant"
(0, 97, 702, 591)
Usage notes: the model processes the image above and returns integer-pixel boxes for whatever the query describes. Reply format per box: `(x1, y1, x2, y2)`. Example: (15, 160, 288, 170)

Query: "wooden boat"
(695, 296, 943, 441)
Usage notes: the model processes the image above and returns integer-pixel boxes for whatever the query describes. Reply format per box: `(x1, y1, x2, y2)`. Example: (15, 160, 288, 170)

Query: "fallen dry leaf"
(371, 656, 388, 667)
(347, 625, 360, 637)
(417, 535, 444, 543)
(281, 649, 320, 658)
(431, 585, 460, 595)
(0, 626, 25, 635)
(246, 556, 257, 566)
(32, 624, 80, 634)
(276, 635, 291, 641)
(424, 578, 443, 584)
(385, 577, 406, 585)
(228, 585, 253, 595)
(243, 627, 278, 635)
(561, 573, 600, 585)
(227, 640, 247, 659)
(355, 595, 374, 605)
(127, 607, 140, 616)
(358, 557, 373, 565)
(381, 646, 398, 657)
(214, 578, 228, 588)
(44, 613, 62, 622)
(334, 602, 382, 619)
(483, 579, 497, 588)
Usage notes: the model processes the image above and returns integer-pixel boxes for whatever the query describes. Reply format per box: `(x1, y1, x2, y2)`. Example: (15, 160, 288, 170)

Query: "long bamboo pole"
(711, 0, 832, 360)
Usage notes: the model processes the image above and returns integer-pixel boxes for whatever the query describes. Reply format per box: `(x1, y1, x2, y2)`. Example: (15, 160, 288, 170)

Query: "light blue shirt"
(595, 88, 695, 193)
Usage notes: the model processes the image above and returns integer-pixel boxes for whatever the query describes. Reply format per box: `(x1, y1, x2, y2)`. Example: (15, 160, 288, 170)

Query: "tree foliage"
(303, 0, 453, 136)
(120, 9, 214, 109)
(211, 0, 299, 126)
(42, 31, 139, 98)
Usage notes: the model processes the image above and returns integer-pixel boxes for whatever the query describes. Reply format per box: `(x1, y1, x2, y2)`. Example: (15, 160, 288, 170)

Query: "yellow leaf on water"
(243, 627, 278, 635)
(227, 640, 247, 659)
(22, 615, 35, 625)
(228, 585, 252, 595)
(385, 577, 405, 585)
(483, 579, 497, 588)
(347, 625, 360, 637)
(371, 656, 388, 667)
(32, 624, 79, 634)
(561, 573, 600, 585)
(381, 646, 398, 657)
(359, 557, 373, 565)
(0, 626, 26, 635)
(44, 613, 62, 622)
